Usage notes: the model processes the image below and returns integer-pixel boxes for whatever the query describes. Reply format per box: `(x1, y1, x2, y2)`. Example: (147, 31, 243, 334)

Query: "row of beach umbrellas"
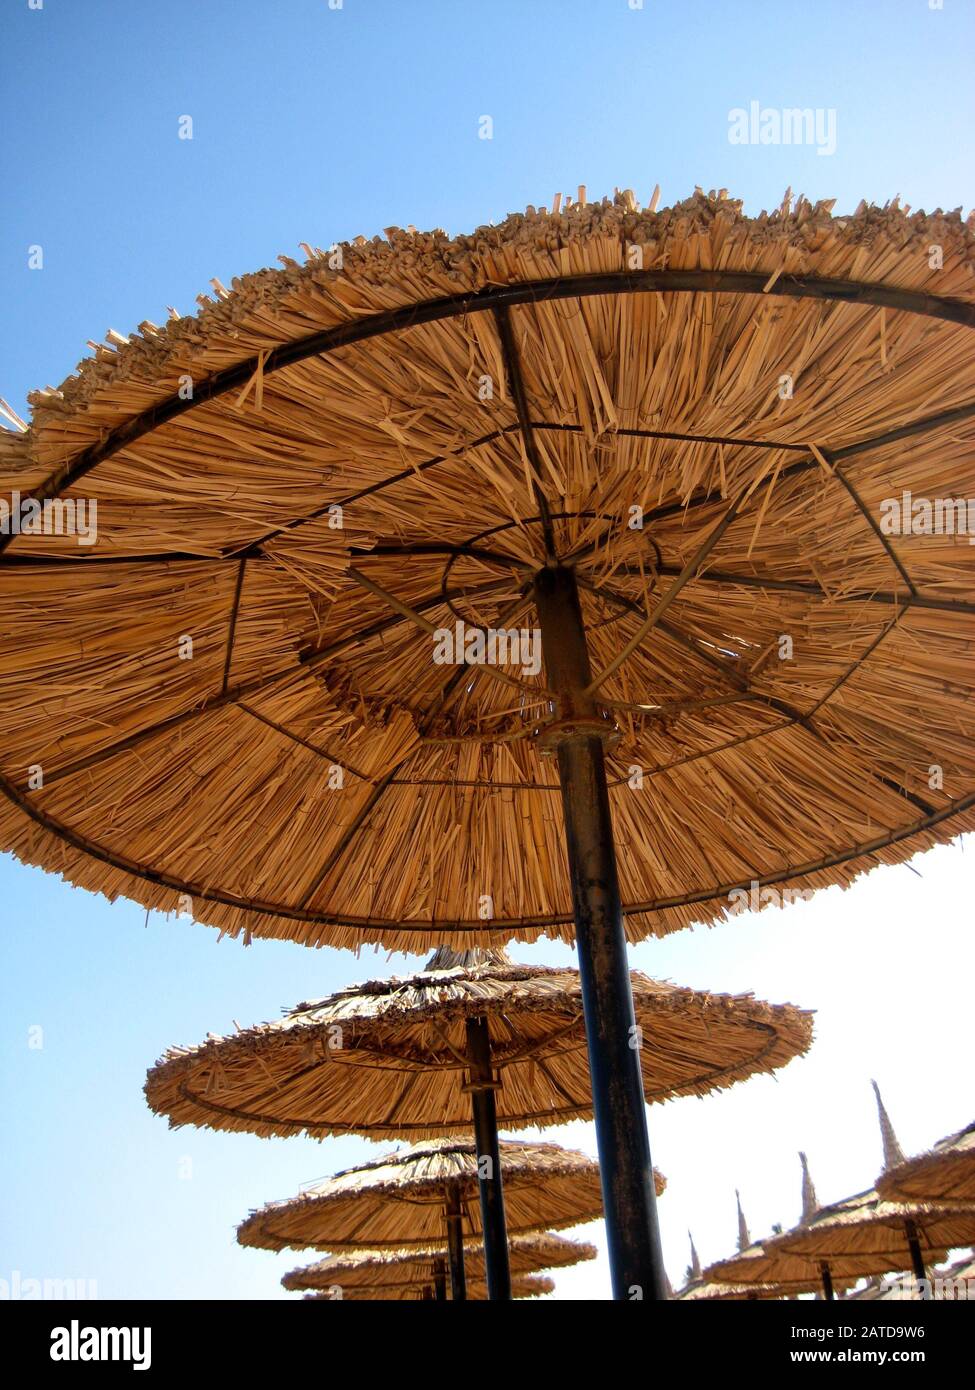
(678, 1092, 974, 1302)
(1, 187, 973, 1297)
(144, 945, 808, 1298)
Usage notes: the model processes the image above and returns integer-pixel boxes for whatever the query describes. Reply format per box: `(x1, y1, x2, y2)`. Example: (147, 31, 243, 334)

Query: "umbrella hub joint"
(460, 1070, 504, 1095)
(534, 713, 621, 753)
(531, 562, 621, 751)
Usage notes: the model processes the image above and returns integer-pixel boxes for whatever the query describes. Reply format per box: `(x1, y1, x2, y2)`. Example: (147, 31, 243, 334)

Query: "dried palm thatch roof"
(703, 1235, 856, 1294)
(2, 189, 974, 951)
(300, 1272, 555, 1301)
(282, 1231, 593, 1295)
(237, 1136, 660, 1251)
(762, 1186, 975, 1280)
(145, 946, 812, 1139)
(675, 1278, 793, 1301)
(877, 1120, 975, 1207)
(703, 1185, 857, 1293)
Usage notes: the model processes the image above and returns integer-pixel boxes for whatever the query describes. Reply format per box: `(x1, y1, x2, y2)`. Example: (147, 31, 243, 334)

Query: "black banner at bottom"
(1, 1295, 969, 1374)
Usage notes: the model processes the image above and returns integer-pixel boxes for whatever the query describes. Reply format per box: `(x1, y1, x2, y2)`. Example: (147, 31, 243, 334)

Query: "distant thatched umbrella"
(6, 189, 973, 1296)
(675, 1228, 790, 1301)
(146, 947, 812, 1140)
(282, 1231, 593, 1301)
(146, 944, 808, 1301)
(703, 1182, 857, 1299)
(676, 1280, 790, 1301)
(701, 1242, 842, 1299)
(300, 1272, 555, 1301)
(877, 1119, 975, 1208)
(764, 1182, 972, 1296)
(238, 1136, 656, 1300)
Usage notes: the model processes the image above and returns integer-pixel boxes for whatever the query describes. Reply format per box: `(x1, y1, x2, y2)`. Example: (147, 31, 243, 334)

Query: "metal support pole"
(820, 1262, 835, 1300)
(433, 1258, 447, 1301)
(444, 1188, 467, 1300)
(905, 1220, 931, 1299)
(465, 1015, 512, 1301)
(533, 563, 667, 1301)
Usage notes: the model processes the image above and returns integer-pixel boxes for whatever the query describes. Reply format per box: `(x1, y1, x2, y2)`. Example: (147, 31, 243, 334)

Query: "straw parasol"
(674, 1228, 791, 1301)
(701, 1239, 845, 1299)
(703, 1181, 858, 1299)
(877, 1119, 975, 1208)
(238, 1135, 659, 1299)
(673, 1230, 760, 1300)
(676, 1280, 795, 1301)
(282, 1231, 594, 1300)
(764, 1181, 973, 1295)
(300, 1273, 555, 1301)
(5, 191, 973, 951)
(145, 947, 813, 1139)
(6, 188, 973, 1295)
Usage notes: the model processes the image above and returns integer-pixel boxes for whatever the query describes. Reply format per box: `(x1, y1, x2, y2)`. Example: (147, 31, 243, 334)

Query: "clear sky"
(1, 0, 973, 1301)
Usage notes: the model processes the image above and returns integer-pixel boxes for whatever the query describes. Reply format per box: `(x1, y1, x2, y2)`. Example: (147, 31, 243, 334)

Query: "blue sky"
(1, 0, 973, 1301)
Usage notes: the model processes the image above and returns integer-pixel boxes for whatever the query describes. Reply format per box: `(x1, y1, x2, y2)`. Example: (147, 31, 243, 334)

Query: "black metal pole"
(533, 563, 667, 1301)
(465, 1015, 512, 1301)
(444, 1188, 467, 1301)
(433, 1258, 447, 1301)
(820, 1261, 835, 1300)
(904, 1220, 931, 1299)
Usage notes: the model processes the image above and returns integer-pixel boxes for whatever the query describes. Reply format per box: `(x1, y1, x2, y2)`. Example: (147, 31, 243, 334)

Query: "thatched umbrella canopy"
(238, 1137, 653, 1251)
(238, 1135, 653, 1299)
(676, 1279, 790, 1301)
(299, 1271, 555, 1301)
(674, 1228, 792, 1300)
(763, 1185, 972, 1287)
(282, 1231, 593, 1299)
(704, 1185, 853, 1297)
(3, 189, 972, 949)
(145, 946, 812, 1139)
(876, 1120, 975, 1208)
(7, 187, 973, 1297)
(702, 1237, 849, 1299)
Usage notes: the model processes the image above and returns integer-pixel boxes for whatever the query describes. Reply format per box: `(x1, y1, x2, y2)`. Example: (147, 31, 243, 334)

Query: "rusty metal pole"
(533, 563, 667, 1301)
(465, 1015, 512, 1301)
(444, 1188, 467, 1300)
